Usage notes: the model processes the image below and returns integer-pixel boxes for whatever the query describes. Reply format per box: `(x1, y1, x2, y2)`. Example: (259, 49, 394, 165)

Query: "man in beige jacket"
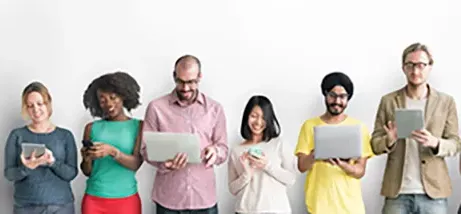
(371, 42, 460, 214)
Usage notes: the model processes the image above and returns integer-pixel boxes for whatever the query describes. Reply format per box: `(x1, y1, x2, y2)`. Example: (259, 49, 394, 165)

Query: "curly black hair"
(83, 71, 141, 118)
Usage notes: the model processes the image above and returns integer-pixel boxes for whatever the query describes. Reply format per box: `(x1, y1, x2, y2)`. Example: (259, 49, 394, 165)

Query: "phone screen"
(82, 140, 94, 147)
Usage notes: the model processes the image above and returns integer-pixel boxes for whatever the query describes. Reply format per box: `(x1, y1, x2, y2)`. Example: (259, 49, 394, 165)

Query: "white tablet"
(21, 143, 46, 158)
(395, 108, 424, 139)
(313, 124, 362, 160)
(143, 131, 202, 163)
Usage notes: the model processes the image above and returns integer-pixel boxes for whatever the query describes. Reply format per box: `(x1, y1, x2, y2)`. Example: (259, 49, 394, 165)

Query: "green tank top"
(85, 118, 140, 198)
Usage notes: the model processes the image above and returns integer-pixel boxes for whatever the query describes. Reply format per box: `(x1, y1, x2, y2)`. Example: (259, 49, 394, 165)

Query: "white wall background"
(1, 0, 461, 213)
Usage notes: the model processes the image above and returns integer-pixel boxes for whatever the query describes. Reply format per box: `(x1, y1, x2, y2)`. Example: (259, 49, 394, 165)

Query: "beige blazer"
(371, 85, 460, 198)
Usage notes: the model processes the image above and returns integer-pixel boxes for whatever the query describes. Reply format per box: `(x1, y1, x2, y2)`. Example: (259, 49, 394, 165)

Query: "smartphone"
(248, 147, 263, 159)
(82, 140, 94, 148)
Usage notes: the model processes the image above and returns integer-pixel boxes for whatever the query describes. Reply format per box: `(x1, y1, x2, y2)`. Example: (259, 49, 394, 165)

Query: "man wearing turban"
(294, 72, 374, 214)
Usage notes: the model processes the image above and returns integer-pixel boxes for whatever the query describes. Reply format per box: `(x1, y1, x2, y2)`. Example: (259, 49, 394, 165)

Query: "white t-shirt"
(399, 96, 427, 194)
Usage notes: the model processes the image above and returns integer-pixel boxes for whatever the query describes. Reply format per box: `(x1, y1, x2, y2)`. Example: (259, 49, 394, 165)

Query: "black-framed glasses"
(404, 61, 429, 71)
(326, 91, 348, 100)
(174, 77, 199, 86)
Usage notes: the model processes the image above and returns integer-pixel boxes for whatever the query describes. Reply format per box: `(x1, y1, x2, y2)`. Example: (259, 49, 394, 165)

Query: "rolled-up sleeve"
(211, 105, 228, 165)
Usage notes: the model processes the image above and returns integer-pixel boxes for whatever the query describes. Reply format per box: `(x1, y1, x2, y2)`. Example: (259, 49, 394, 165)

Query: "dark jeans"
(13, 203, 75, 214)
(156, 203, 218, 214)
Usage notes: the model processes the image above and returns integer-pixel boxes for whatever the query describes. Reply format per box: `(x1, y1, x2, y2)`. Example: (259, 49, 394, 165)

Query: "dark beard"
(177, 89, 197, 102)
(325, 100, 345, 115)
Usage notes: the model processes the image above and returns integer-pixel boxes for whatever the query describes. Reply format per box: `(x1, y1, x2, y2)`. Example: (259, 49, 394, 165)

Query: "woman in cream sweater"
(228, 95, 298, 214)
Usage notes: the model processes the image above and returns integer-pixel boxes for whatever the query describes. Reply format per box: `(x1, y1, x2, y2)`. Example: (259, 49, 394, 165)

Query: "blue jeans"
(156, 203, 218, 214)
(13, 203, 75, 214)
(382, 194, 447, 214)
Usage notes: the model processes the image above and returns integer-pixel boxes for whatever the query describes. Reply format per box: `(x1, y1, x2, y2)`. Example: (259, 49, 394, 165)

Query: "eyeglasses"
(326, 92, 348, 100)
(404, 61, 429, 71)
(174, 77, 199, 86)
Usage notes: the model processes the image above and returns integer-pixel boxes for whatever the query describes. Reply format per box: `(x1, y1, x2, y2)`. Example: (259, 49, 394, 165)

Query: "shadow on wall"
(0, 81, 28, 211)
(448, 155, 461, 213)
(70, 114, 93, 213)
(0, 116, 24, 210)
(0, 63, 32, 210)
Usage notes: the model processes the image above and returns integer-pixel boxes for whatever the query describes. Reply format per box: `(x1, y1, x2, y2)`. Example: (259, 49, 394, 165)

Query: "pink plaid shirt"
(141, 91, 228, 210)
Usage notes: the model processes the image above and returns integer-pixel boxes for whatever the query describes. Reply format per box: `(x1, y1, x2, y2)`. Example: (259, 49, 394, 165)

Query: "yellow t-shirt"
(295, 116, 374, 214)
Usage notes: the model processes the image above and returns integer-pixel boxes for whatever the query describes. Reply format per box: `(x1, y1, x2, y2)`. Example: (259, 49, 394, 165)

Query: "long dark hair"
(240, 95, 281, 142)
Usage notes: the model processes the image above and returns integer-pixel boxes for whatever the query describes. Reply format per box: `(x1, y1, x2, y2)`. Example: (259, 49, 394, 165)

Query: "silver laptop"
(143, 131, 202, 163)
(314, 124, 362, 160)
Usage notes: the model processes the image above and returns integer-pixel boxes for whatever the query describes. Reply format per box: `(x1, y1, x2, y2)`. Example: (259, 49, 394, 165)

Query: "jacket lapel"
(395, 86, 406, 109)
(424, 86, 438, 127)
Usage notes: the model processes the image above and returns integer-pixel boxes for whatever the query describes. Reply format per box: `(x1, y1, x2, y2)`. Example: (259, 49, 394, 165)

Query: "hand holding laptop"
(325, 158, 350, 166)
(204, 146, 218, 168)
(144, 132, 202, 168)
(313, 125, 362, 160)
(164, 153, 188, 170)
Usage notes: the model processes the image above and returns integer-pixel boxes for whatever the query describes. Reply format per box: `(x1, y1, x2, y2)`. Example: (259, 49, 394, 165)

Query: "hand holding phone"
(247, 147, 268, 169)
(248, 147, 263, 159)
(82, 140, 94, 148)
(81, 140, 95, 161)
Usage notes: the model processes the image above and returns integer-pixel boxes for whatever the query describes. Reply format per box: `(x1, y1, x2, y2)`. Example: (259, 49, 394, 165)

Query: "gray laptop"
(314, 124, 362, 160)
(143, 131, 202, 163)
(395, 108, 424, 139)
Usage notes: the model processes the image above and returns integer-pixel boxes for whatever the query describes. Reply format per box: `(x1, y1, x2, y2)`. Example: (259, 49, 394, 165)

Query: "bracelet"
(113, 149, 121, 159)
(48, 157, 56, 166)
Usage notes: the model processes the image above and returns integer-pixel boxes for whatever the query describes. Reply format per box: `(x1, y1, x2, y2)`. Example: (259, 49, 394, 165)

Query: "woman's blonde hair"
(21, 82, 53, 120)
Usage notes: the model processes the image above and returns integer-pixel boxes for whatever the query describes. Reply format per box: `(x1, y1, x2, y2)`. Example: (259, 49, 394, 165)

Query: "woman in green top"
(80, 71, 144, 214)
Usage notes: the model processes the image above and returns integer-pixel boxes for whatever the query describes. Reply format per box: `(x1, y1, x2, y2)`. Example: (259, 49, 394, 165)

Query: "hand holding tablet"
(20, 143, 51, 169)
(383, 121, 398, 143)
(394, 108, 425, 139)
(21, 143, 46, 159)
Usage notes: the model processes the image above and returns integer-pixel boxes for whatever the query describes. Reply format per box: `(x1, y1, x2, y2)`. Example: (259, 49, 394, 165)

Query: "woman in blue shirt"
(3, 82, 78, 214)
